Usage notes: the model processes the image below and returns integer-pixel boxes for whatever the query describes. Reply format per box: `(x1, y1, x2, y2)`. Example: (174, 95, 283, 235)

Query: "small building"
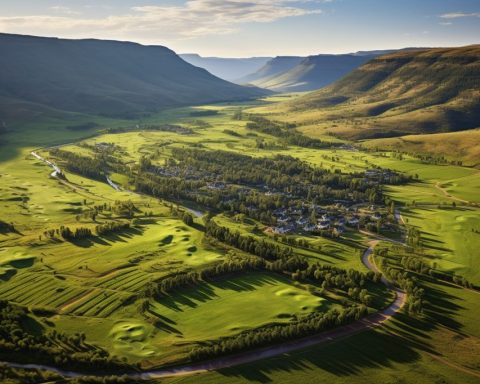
(347, 217, 360, 226)
(334, 226, 345, 236)
(317, 220, 330, 230)
(273, 208, 287, 217)
(296, 217, 308, 226)
(207, 181, 226, 190)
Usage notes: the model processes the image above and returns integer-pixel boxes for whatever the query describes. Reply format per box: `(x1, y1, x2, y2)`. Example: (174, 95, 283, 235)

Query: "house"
(304, 223, 316, 232)
(371, 212, 382, 221)
(207, 181, 226, 190)
(347, 217, 360, 226)
(317, 220, 330, 230)
(334, 226, 345, 236)
(273, 208, 287, 217)
(320, 214, 330, 222)
(296, 217, 308, 226)
(273, 224, 295, 235)
(273, 226, 288, 235)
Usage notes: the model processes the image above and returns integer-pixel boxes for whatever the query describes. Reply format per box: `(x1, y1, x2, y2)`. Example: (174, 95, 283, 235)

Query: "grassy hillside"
(362, 129, 480, 167)
(180, 54, 271, 81)
(250, 54, 378, 92)
(264, 46, 480, 140)
(0, 34, 266, 122)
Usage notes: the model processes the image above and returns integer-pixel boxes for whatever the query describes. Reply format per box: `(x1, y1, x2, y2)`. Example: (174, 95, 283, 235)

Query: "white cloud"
(50, 6, 81, 15)
(0, 0, 322, 40)
(439, 12, 480, 19)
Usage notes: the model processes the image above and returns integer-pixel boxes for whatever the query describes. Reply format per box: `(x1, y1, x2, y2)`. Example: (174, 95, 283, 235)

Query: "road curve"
(0, 241, 406, 379)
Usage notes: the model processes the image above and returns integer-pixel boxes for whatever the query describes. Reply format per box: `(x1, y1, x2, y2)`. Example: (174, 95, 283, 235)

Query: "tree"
(182, 212, 194, 226)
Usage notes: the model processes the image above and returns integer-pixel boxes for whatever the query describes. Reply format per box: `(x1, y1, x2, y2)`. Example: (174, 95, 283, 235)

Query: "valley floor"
(0, 96, 479, 383)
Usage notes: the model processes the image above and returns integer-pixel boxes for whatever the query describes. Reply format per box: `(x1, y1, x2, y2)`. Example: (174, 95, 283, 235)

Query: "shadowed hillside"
(180, 54, 271, 81)
(0, 34, 267, 122)
(237, 56, 304, 85)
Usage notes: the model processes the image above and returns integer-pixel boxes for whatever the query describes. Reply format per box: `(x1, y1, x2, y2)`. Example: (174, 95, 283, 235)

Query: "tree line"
(243, 114, 334, 149)
(189, 304, 369, 361)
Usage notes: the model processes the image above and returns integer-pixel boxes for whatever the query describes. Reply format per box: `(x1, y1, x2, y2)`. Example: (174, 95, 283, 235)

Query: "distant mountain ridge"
(0, 33, 267, 122)
(249, 54, 379, 92)
(236, 56, 304, 85)
(239, 50, 407, 92)
(287, 45, 480, 139)
(179, 54, 271, 81)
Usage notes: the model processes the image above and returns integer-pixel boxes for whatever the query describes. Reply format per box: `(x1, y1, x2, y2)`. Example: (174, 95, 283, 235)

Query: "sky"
(0, 0, 479, 57)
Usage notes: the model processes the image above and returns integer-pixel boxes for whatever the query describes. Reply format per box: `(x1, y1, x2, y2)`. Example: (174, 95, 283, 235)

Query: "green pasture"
(400, 206, 480, 286)
(147, 272, 330, 363)
(1, 96, 479, 378)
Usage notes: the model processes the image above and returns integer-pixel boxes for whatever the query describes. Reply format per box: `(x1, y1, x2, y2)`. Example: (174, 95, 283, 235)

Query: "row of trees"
(95, 221, 130, 236)
(189, 305, 369, 361)
(49, 149, 106, 181)
(205, 219, 294, 261)
(143, 257, 267, 298)
(60, 226, 92, 240)
(379, 263, 425, 315)
(243, 115, 333, 149)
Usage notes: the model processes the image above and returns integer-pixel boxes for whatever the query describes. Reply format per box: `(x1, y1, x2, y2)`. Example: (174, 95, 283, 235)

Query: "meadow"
(0, 95, 479, 383)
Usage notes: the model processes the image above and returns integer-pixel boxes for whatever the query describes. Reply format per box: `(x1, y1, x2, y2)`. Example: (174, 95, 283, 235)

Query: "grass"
(162, 271, 480, 384)
(145, 272, 331, 365)
(361, 128, 480, 167)
(400, 206, 480, 286)
(1, 96, 480, 382)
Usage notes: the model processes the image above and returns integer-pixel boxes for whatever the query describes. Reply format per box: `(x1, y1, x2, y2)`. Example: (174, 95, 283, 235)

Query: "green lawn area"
(400, 206, 480, 286)
(1, 97, 479, 382)
(165, 276, 480, 384)
(147, 272, 330, 364)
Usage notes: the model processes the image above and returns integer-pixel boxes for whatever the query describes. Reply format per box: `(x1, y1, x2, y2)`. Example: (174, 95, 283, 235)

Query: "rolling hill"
(0, 34, 267, 122)
(362, 128, 480, 167)
(280, 46, 480, 139)
(179, 54, 271, 81)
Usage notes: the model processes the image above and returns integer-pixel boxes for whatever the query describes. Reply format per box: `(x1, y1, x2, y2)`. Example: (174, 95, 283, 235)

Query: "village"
(268, 202, 392, 237)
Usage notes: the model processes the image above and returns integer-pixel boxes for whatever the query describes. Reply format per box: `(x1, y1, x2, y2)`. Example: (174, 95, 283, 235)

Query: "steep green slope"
(0, 34, 267, 121)
(180, 54, 271, 81)
(289, 46, 480, 138)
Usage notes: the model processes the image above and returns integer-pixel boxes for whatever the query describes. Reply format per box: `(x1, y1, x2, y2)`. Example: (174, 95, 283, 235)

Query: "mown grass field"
(1, 95, 479, 383)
